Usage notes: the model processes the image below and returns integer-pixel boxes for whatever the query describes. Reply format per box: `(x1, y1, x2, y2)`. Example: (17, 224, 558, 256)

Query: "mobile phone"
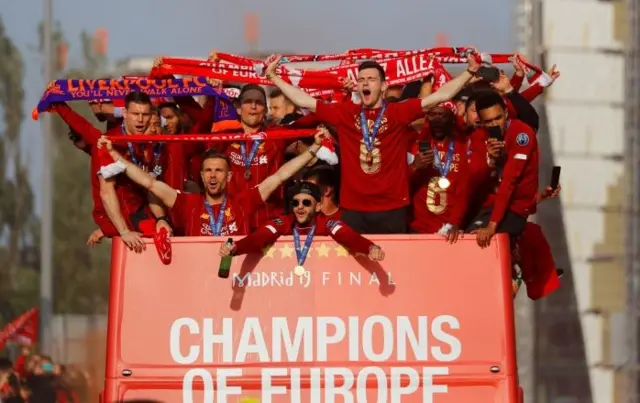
(476, 66, 500, 82)
(487, 126, 503, 141)
(418, 140, 431, 153)
(550, 166, 561, 190)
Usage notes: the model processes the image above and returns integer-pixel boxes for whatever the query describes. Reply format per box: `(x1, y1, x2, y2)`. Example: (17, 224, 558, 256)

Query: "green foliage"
(1, 20, 113, 324)
(0, 15, 34, 323)
(49, 30, 111, 314)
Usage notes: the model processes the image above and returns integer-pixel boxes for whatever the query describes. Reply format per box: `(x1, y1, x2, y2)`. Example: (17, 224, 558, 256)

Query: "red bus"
(101, 234, 522, 402)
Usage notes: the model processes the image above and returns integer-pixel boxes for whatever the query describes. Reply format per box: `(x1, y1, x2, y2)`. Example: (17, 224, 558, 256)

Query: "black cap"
(453, 86, 474, 102)
(290, 181, 322, 202)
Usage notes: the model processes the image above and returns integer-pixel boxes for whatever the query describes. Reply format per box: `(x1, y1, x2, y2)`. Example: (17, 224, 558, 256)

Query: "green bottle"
(218, 238, 234, 278)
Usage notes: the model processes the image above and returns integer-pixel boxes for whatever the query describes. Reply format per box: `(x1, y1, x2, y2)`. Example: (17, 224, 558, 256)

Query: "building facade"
(515, 0, 632, 402)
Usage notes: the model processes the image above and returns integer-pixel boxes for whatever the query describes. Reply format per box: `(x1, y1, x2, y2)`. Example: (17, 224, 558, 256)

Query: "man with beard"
(409, 103, 470, 242)
(265, 55, 480, 234)
(211, 84, 288, 229)
(269, 87, 298, 124)
(467, 92, 539, 248)
(219, 181, 384, 270)
(96, 128, 330, 236)
(52, 91, 157, 252)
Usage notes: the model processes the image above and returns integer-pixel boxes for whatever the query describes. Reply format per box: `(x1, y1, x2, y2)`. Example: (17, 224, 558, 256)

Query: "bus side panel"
(103, 235, 518, 403)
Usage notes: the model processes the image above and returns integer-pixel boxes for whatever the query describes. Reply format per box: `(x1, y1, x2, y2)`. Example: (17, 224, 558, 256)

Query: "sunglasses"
(291, 199, 313, 207)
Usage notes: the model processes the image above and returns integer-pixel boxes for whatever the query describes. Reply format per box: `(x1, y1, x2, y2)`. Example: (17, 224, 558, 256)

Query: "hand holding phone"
(487, 125, 503, 141)
(550, 166, 561, 190)
(418, 140, 431, 153)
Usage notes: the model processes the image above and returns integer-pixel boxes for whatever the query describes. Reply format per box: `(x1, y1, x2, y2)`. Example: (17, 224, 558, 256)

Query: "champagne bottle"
(218, 238, 234, 279)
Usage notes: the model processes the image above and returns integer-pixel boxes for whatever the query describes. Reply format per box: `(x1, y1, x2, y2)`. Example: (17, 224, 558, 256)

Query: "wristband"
(119, 230, 130, 236)
(156, 216, 170, 224)
(308, 148, 318, 157)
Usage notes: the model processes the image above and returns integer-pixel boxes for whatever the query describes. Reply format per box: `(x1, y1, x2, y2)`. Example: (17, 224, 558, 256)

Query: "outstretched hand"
(97, 136, 113, 152)
(314, 126, 331, 145)
(265, 54, 284, 79)
(466, 51, 481, 73)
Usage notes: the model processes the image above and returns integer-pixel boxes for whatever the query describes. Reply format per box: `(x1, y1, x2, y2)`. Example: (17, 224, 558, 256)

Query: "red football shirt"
(314, 99, 424, 211)
(323, 208, 342, 221)
(484, 119, 539, 223)
(90, 133, 149, 226)
(234, 213, 373, 256)
(54, 103, 148, 236)
(409, 133, 470, 233)
(170, 187, 264, 236)
(207, 121, 286, 229)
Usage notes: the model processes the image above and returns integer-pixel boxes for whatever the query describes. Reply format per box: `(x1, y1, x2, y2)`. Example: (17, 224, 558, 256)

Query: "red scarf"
(151, 47, 543, 100)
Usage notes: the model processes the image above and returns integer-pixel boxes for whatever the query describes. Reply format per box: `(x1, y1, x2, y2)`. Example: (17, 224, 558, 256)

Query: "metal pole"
(40, 0, 54, 356)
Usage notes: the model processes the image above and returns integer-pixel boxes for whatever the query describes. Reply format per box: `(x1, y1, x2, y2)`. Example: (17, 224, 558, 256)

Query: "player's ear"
(315, 201, 322, 213)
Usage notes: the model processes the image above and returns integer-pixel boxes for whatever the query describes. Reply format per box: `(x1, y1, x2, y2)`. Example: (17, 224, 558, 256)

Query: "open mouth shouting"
(206, 178, 220, 193)
(134, 123, 146, 133)
(361, 88, 373, 105)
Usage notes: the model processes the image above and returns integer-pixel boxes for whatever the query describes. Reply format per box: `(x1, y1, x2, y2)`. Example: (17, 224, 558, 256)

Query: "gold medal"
(438, 177, 451, 189)
(294, 265, 306, 276)
(365, 152, 373, 166)
(244, 169, 252, 180)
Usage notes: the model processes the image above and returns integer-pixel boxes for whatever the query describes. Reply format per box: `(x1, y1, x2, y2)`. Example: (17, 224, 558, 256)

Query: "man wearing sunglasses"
(96, 127, 331, 237)
(219, 181, 384, 264)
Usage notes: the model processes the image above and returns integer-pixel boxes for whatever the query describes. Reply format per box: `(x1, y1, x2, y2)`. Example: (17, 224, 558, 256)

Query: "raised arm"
(257, 128, 327, 201)
(265, 55, 317, 112)
(420, 56, 479, 110)
(97, 137, 180, 208)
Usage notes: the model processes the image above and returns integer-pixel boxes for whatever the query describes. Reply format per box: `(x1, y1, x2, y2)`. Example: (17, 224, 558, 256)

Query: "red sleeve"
(520, 83, 544, 102)
(314, 100, 343, 127)
(325, 218, 374, 255)
(238, 186, 266, 214)
(391, 98, 424, 126)
(174, 96, 208, 127)
(510, 73, 525, 91)
(490, 127, 537, 224)
(449, 142, 470, 227)
(53, 103, 103, 145)
(468, 130, 494, 187)
(13, 353, 27, 377)
(169, 192, 198, 232)
(234, 216, 289, 255)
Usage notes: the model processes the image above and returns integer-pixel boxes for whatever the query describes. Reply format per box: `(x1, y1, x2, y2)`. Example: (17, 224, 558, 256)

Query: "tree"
(38, 25, 111, 314)
(0, 16, 39, 322)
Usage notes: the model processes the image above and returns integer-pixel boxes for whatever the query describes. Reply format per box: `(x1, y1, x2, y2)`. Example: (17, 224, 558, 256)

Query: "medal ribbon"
(360, 103, 387, 153)
(293, 225, 316, 266)
(151, 142, 164, 177)
(204, 196, 228, 236)
(432, 139, 455, 179)
(240, 140, 262, 170)
(122, 125, 141, 166)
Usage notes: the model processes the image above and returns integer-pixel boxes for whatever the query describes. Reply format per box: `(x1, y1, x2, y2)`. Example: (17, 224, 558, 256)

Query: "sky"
(1, 0, 513, 214)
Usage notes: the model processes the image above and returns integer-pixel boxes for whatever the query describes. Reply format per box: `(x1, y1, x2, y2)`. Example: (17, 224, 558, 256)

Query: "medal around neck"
(294, 265, 306, 276)
(244, 169, 252, 180)
(293, 225, 315, 277)
(438, 177, 451, 189)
